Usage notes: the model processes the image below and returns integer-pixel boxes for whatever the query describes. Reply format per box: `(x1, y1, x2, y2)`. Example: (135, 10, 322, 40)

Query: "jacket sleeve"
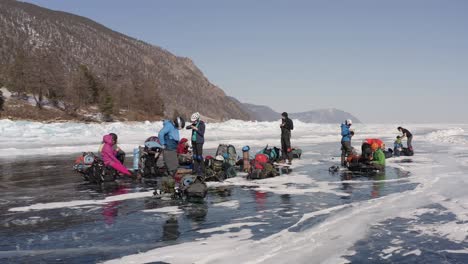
(158, 125, 168, 146)
(196, 122, 205, 138)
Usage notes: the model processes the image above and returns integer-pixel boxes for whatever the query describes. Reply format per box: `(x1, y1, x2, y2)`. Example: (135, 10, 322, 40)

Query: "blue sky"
(22, 0, 468, 123)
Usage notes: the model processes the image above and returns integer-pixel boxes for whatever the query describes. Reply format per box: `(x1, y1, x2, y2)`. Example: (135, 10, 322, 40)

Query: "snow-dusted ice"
(0, 119, 467, 263)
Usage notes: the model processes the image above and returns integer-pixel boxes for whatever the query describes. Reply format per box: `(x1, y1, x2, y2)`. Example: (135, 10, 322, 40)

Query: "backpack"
(144, 137, 163, 153)
(216, 144, 238, 166)
(73, 152, 96, 173)
(223, 163, 237, 178)
(258, 146, 280, 162)
(402, 147, 414, 156)
(291, 148, 302, 159)
(183, 176, 207, 198)
(253, 154, 269, 170)
(247, 163, 277, 180)
(384, 148, 393, 159)
(212, 159, 224, 172)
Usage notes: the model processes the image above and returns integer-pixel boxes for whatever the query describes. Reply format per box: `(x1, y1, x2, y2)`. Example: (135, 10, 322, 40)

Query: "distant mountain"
(0, 0, 250, 121)
(231, 98, 361, 123)
(242, 103, 280, 122)
(227, 97, 279, 121)
(289, 109, 361, 124)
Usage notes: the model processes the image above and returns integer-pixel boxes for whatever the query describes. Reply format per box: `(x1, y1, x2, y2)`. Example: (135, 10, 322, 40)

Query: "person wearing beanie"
(280, 112, 294, 164)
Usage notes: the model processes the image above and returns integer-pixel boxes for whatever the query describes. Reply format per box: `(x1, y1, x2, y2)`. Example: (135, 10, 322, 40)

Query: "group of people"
(95, 112, 205, 181)
(340, 120, 413, 169)
(96, 111, 295, 186)
(158, 112, 206, 180)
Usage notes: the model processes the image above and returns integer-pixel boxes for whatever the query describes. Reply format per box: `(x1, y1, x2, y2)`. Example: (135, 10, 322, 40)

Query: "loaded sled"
(247, 152, 292, 180)
(393, 147, 414, 157)
(135, 136, 166, 178)
(154, 174, 208, 200)
(203, 145, 238, 182)
(73, 152, 118, 184)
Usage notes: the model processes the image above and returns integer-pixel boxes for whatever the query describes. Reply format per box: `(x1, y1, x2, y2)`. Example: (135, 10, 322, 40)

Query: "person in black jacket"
(0, 90, 4, 112)
(187, 112, 206, 176)
(398, 127, 413, 150)
(280, 112, 294, 164)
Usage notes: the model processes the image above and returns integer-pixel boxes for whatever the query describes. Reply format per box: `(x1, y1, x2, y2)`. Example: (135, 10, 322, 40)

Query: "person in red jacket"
(177, 138, 189, 154)
(177, 138, 192, 166)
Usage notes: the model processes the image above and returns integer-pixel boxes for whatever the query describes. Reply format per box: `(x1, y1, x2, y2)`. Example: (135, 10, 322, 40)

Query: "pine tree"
(99, 92, 114, 122)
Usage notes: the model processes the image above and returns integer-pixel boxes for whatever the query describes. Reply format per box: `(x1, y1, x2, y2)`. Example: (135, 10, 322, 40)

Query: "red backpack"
(254, 154, 269, 170)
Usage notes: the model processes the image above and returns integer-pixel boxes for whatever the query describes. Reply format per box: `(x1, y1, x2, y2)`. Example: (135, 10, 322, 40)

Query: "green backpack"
(258, 145, 280, 162)
(216, 144, 238, 166)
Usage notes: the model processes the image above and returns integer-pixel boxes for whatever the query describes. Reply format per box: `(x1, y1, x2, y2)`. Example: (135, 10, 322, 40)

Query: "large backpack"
(253, 154, 269, 170)
(182, 175, 207, 198)
(402, 147, 414, 156)
(216, 144, 238, 166)
(291, 148, 302, 159)
(73, 152, 96, 174)
(258, 146, 280, 162)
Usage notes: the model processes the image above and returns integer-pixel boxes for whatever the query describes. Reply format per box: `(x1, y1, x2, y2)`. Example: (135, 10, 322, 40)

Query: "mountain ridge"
(0, 0, 250, 121)
(230, 98, 361, 123)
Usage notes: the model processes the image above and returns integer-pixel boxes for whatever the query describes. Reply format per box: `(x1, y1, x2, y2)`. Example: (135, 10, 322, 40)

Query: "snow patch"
(142, 206, 183, 215)
(212, 200, 240, 209)
(402, 249, 422, 256)
(198, 222, 266, 234)
(9, 191, 154, 212)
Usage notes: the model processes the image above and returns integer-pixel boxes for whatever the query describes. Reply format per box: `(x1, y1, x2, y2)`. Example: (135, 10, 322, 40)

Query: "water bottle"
(133, 147, 140, 171)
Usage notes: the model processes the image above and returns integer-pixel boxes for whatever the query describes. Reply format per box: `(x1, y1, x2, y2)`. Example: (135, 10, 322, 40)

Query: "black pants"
(341, 141, 352, 166)
(407, 136, 413, 149)
(192, 142, 205, 175)
(163, 149, 178, 177)
(116, 150, 126, 164)
(281, 131, 292, 161)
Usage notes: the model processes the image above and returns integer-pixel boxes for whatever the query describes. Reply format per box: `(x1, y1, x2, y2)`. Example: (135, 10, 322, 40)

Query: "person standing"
(187, 112, 205, 176)
(0, 90, 4, 112)
(398, 126, 413, 149)
(159, 116, 185, 178)
(341, 119, 353, 166)
(280, 112, 294, 165)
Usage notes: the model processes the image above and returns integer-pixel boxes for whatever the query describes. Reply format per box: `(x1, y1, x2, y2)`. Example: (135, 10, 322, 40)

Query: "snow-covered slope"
(0, 119, 465, 158)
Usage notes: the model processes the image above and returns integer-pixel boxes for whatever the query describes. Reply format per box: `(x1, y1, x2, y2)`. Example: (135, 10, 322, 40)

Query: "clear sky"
(21, 0, 468, 123)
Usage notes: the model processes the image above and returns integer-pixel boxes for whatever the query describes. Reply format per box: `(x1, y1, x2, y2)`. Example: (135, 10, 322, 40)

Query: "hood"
(163, 119, 174, 128)
(103, 134, 113, 145)
(180, 138, 188, 144)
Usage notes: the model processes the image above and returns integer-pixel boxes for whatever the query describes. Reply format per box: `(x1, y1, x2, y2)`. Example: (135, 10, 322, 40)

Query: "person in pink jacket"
(101, 134, 131, 175)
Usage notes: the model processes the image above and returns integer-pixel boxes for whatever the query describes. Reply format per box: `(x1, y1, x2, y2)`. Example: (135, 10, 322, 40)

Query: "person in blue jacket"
(341, 119, 353, 166)
(186, 112, 205, 176)
(158, 116, 185, 178)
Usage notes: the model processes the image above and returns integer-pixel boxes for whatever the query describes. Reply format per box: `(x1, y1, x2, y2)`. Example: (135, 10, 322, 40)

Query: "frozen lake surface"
(0, 120, 467, 263)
